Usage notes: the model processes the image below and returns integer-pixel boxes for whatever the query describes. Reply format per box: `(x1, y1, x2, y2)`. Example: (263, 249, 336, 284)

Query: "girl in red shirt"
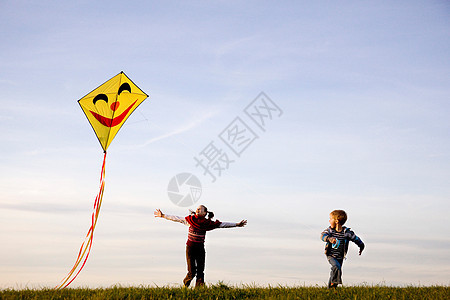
(154, 205, 247, 287)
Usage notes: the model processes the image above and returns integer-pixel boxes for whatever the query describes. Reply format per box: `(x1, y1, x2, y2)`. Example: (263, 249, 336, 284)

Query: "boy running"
(321, 209, 365, 288)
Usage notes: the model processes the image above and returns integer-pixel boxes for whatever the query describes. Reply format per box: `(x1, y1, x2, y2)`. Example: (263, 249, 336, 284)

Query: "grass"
(0, 283, 448, 299)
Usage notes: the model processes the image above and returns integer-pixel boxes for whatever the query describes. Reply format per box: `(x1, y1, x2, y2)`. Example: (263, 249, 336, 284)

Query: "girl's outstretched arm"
(154, 209, 164, 218)
(237, 219, 247, 227)
(154, 208, 188, 225)
(219, 219, 247, 228)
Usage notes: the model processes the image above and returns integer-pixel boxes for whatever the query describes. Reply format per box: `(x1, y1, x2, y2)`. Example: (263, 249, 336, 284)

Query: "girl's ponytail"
(191, 205, 215, 219)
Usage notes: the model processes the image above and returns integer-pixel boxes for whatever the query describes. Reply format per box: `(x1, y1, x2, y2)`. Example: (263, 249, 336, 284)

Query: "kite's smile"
(89, 100, 137, 127)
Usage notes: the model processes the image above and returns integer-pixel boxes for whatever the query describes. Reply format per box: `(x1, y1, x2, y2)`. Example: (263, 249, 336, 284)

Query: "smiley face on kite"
(78, 72, 148, 152)
(89, 82, 137, 127)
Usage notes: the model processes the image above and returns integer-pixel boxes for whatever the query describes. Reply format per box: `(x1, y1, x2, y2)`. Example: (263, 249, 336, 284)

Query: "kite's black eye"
(118, 83, 131, 95)
(93, 94, 108, 105)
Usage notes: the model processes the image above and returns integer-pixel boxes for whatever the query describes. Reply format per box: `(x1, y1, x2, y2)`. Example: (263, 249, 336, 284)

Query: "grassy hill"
(1, 283, 448, 299)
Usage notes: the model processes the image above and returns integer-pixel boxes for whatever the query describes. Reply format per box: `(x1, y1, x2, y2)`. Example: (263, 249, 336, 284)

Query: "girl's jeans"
(184, 244, 206, 287)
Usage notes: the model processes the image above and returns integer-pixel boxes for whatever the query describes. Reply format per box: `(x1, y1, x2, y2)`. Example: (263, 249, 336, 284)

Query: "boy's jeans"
(327, 256, 344, 286)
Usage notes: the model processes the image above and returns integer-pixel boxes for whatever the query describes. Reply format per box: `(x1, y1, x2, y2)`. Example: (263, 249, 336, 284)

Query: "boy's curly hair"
(330, 210, 347, 225)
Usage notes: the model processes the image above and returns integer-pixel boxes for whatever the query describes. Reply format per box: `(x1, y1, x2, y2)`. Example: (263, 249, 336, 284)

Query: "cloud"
(0, 202, 85, 214)
(134, 108, 220, 148)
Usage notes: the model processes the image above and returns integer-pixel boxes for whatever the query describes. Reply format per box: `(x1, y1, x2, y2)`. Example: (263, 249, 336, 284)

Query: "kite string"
(55, 151, 107, 290)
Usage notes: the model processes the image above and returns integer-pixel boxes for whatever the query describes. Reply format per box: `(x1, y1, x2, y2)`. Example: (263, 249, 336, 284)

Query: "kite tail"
(55, 152, 107, 290)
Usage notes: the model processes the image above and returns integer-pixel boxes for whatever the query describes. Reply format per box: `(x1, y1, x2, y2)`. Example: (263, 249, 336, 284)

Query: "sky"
(1, 0, 449, 289)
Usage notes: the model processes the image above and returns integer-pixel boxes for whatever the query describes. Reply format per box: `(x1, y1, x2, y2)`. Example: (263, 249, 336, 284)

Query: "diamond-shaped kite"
(79, 71, 148, 152)
(56, 72, 148, 289)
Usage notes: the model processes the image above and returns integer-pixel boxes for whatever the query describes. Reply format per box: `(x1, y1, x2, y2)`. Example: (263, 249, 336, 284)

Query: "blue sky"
(1, 0, 449, 288)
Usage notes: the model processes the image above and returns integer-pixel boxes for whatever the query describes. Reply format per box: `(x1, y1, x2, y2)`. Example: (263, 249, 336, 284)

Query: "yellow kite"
(79, 71, 148, 152)
(56, 72, 148, 289)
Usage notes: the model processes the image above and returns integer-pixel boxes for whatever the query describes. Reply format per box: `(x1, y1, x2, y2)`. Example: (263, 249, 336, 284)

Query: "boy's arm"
(346, 228, 365, 255)
(321, 228, 332, 242)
